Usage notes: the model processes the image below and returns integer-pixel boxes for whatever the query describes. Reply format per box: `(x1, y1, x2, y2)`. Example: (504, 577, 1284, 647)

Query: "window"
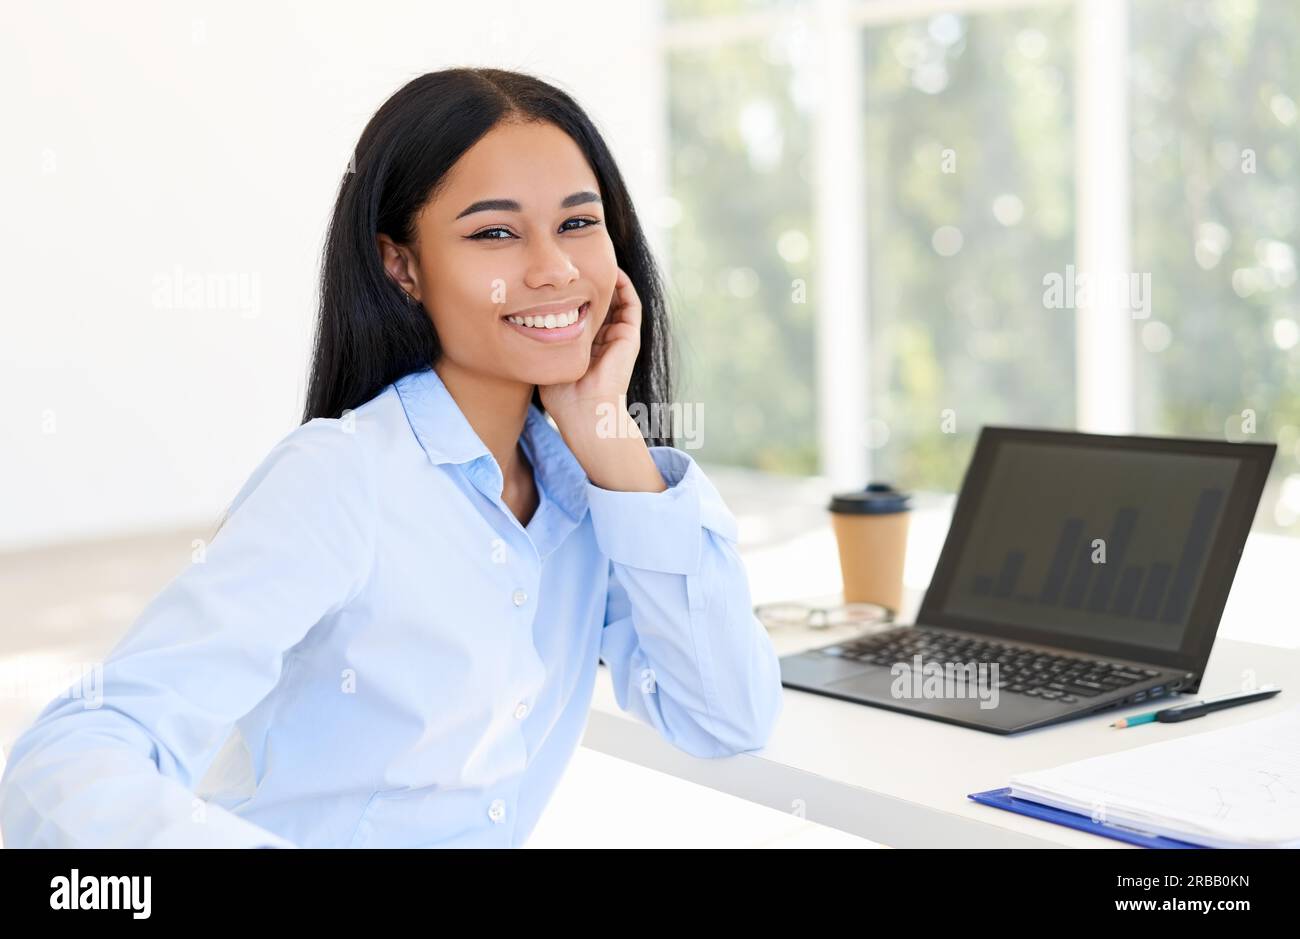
(666, 32, 817, 473)
(1130, 0, 1300, 533)
(860, 7, 1076, 493)
(662, 0, 1300, 536)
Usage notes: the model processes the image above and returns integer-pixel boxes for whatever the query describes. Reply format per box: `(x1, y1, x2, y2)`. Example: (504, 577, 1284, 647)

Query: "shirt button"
(488, 799, 506, 823)
(514, 702, 529, 720)
(512, 589, 528, 607)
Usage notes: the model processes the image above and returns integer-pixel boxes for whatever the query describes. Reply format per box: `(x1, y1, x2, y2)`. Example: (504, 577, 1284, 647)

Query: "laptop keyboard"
(819, 629, 1162, 704)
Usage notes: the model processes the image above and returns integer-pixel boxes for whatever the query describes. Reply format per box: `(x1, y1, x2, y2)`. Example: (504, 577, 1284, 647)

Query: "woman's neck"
(433, 359, 533, 481)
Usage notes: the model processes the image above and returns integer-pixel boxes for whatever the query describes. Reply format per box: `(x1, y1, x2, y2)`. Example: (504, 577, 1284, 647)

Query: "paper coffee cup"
(828, 483, 911, 613)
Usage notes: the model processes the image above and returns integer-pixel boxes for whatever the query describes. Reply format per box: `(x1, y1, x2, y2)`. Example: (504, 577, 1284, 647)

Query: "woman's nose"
(523, 235, 579, 288)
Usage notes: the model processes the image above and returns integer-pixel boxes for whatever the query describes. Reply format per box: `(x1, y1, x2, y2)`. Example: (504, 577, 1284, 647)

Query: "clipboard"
(968, 787, 1204, 849)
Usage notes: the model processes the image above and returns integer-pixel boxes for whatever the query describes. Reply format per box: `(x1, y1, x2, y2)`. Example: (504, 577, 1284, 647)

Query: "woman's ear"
(376, 233, 421, 301)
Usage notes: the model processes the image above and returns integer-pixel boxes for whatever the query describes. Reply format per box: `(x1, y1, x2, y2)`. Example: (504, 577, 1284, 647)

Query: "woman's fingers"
(610, 268, 641, 331)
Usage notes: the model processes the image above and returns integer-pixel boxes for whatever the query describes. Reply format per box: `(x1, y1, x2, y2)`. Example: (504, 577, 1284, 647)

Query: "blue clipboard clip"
(968, 787, 1205, 849)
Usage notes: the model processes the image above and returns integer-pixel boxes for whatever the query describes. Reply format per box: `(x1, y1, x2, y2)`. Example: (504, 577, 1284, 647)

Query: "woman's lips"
(502, 301, 590, 343)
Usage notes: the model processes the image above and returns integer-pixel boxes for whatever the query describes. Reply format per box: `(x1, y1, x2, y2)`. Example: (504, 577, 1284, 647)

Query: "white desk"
(581, 475, 1300, 848)
(585, 634, 1297, 848)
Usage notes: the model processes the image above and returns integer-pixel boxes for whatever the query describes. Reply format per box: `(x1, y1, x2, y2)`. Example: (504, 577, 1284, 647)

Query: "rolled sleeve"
(585, 447, 737, 575)
(593, 447, 782, 758)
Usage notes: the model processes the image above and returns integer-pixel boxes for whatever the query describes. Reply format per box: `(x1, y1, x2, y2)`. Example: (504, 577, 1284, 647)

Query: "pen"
(1110, 685, 1281, 728)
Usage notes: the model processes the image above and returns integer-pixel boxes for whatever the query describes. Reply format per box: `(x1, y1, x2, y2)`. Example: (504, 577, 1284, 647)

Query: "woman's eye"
(468, 218, 600, 241)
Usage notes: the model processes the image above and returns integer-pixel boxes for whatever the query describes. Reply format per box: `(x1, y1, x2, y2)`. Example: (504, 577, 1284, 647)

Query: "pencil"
(1111, 711, 1158, 728)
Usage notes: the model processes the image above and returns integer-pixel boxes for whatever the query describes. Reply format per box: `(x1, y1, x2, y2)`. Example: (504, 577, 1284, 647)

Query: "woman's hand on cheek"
(538, 265, 641, 434)
(538, 266, 667, 493)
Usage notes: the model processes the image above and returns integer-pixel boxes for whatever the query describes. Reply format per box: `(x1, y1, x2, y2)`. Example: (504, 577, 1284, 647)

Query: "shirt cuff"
(585, 447, 739, 575)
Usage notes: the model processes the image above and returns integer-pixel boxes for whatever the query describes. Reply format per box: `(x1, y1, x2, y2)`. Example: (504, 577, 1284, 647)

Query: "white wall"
(0, 0, 667, 550)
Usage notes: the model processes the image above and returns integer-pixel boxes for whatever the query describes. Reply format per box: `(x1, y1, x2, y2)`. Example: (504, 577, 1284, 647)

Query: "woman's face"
(387, 119, 619, 388)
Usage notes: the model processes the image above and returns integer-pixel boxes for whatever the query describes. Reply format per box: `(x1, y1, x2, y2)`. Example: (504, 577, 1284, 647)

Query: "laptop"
(779, 426, 1276, 734)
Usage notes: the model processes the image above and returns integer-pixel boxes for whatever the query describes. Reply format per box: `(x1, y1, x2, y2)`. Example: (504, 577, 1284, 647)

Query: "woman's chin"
(516, 352, 592, 387)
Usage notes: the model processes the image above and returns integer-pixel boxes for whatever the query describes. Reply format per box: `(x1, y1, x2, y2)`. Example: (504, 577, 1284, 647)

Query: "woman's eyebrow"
(455, 190, 602, 219)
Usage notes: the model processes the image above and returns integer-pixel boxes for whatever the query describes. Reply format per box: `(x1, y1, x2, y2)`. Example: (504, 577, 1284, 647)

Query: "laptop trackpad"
(779, 653, 874, 686)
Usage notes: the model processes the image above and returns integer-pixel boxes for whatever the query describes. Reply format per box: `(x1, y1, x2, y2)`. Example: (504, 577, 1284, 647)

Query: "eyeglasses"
(753, 601, 893, 631)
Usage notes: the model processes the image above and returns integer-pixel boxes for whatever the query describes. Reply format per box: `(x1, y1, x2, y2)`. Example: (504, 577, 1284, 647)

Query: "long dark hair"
(303, 66, 674, 443)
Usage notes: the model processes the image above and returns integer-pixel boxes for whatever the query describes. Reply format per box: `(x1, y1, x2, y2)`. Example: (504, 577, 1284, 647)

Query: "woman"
(0, 68, 783, 849)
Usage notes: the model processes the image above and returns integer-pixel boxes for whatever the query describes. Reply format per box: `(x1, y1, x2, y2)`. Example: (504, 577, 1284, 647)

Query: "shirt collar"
(394, 365, 590, 523)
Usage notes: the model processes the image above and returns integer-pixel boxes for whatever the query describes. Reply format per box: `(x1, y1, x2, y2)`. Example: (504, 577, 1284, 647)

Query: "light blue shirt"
(0, 365, 783, 848)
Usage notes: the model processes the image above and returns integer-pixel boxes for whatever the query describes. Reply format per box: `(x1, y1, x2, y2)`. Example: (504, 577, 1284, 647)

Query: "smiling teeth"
(507, 307, 581, 328)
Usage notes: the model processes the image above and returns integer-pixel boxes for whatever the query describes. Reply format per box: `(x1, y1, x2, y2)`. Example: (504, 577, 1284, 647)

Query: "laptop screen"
(920, 429, 1274, 666)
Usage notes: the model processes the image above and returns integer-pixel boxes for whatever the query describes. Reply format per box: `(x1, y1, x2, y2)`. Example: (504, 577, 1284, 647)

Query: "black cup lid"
(829, 482, 911, 514)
